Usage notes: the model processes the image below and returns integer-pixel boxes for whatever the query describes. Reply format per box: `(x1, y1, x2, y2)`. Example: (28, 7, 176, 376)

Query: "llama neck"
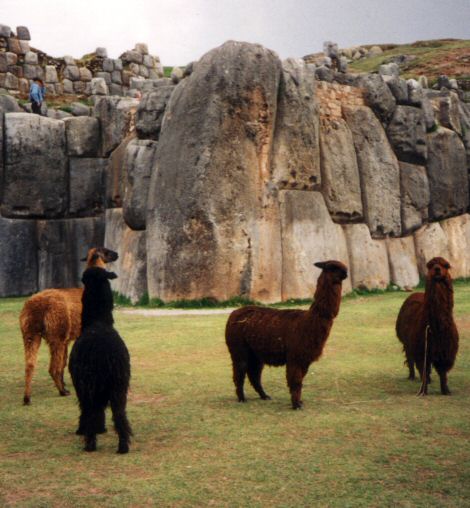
(309, 277, 342, 321)
(81, 288, 114, 329)
(424, 278, 454, 335)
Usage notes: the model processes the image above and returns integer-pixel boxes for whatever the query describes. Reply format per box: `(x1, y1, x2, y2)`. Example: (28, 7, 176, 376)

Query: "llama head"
(314, 260, 348, 284)
(426, 257, 451, 282)
(81, 247, 119, 268)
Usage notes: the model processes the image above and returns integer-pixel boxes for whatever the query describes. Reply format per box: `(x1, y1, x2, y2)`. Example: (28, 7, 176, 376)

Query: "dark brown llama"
(396, 257, 459, 396)
(225, 260, 348, 409)
(20, 247, 118, 405)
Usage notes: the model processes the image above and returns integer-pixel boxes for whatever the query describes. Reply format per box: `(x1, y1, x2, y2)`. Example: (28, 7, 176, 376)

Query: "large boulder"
(135, 86, 174, 140)
(104, 208, 148, 304)
(147, 41, 283, 302)
(386, 105, 427, 164)
(36, 217, 105, 289)
(104, 134, 135, 208)
(343, 223, 390, 290)
(413, 222, 450, 276)
(279, 191, 351, 299)
(122, 139, 158, 230)
(400, 162, 430, 234)
(2, 113, 67, 218)
(358, 73, 396, 123)
(426, 127, 469, 220)
(93, 96, 139, 156)
(386, 236, 419, 290)
(69, 158, 107, 216)
(0, 94, 21, 113)
(64, 116, 100, 157)
(271, 58, 321, 190)
(343, 105, 401, 237)
(0, 217, 38, 296)
(440, 214, 470, 279)
(319, 118, 363, 222)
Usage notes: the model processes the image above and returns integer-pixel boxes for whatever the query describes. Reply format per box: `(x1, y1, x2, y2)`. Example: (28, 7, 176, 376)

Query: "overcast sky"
(1, 0, 469, 66)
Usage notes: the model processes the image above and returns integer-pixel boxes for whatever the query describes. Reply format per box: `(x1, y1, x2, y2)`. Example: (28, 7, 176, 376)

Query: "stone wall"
(0, 23, 164, 98)
(1, 39, 470, 303)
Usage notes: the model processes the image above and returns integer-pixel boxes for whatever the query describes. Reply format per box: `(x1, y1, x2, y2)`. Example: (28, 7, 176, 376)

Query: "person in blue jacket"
(29, 77, 45, 115)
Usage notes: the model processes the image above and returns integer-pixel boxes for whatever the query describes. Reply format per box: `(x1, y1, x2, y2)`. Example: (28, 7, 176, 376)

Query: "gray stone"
(386, 105, 427, 164)
(104, 208, 148, 304)
(147, 41, 283, 303)
(386, 236, 419, 290)
(135, 43, 148, 55)
(2, 113, 67, 218)
(37, 217, 105, 289)
(279, 191, 352, 298)
(16, 26, 31, 40)
(90, 77, 108, 96)
(79, 67, 92, 82)
(368, 46, 383, 57)
(418, 75, 428, 89)
(129, 63, 140, 75)
(0, 24, 12, 38)
(343, 223, 390, 290)
(64, 116, 100, 156)
(94, 96, 139, 156)
(379, 63, 399, 78)
(319, 117, 363, 222)
(122, 50, 143, 64)
(0, 217, 38, 296)
(136, 86, 173, 140)
(384, 76, 408, 103)
(73, 81, 86, 94)
(139, 65, 149, 78)
(24, 51, 37, 64)
(436, 92, 462, 134)
(406, 79, 424, 106)
(343, 105, 401, 237)
(437, 75, 451, 90)
(8, 38, 22, 54)
(63, 78, 74, 94)
(458, 101, 470, 171)
(183, 61, 195, 77)
(70, 102, 91, 116)
(96, 71, 111, 85)
(271, 58, 320, 191)
(400, 162, 430, 234)
(130, 77, 145, 90)
(23, 64, 43, 80)
(449, 78, 459, 90)
(18, 78, 29, 95)
(359, 73, 396, 123)
(122, 139, 158, 230)
(111, 70, 122, 84)
(109, 83, 123, 96)
(421, 96, 436, 131)
(48, 109, 72, 120)
(63, 55, 76, 66)
(19, 41, 30, 54)
(96, 47, 107, 58)
(414, 222, 450, 276)
(315, 65, 333, 82)
(0, 94, 21, 113)
(170, 67, 183, 83)
(114, 59, 123, 71)
(4, 72, 18, 90)
(338, 56, 348, 73)
(0, 54, 7, 73)
(6, 52, 17, 66)
(69, 158, 107, 216)
(104, 134, 135, 208)
(440, 215, 470, 278)
(103, 58, 114, 72)
(426, 127, 469, 220)
(143, 55, 155, 68)
(45, 65, 58, 83)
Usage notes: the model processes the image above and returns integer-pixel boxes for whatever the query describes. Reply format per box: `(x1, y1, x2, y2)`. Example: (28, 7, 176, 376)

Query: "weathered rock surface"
(2, 113, 67, 218)
(413, 222, 450, 276)
(0, 217, 38, 296)
(386, 236, 419, 289)
(440, 214, 470, 279)
(280, 191, 351, 298)
(343, 224, 390, 290)
(94, 96, 139, 156)
(426, 127, 469, 220)
(386, 105, 427, 164)
(135, 86, 174, 140)
(122, 139, 158, 230)
(343, 105, 401, 237)
(319, 118, 363, 222)
(400, 162, 430, 234)
(69, 158, 107, 216)
(358, 73, 396, 123)
(104, 209, 148, 303)
(0, 94, 21, 113)
(104, 134, 135, 208)
(271, 58, 320, 190)
(64, 116, 100, 157)
(37, 217, 105, 289)
(147, 41, 283, 302)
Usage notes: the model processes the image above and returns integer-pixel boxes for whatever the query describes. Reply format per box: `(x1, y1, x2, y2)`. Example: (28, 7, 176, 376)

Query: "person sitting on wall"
(29, 77, 45, 115)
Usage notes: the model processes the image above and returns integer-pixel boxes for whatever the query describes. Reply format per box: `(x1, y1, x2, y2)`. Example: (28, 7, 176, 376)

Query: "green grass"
(1, 284, 470, 507)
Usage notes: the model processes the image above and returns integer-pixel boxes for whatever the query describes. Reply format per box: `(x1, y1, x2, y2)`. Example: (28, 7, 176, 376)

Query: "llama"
(69, 266, 132, 453)
(225, 260, 348, 409)
(20, 247, 118, 405)
(396, 256, 459, 396)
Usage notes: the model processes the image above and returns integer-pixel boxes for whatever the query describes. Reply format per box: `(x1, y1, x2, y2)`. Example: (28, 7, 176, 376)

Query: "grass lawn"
(1, 284, 470, 507)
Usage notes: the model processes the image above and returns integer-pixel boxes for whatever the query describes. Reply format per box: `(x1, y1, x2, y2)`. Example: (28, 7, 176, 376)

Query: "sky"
(1, 0, 470, 66)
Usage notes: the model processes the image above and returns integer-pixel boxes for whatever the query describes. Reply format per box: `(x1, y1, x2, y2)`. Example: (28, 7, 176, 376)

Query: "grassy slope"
(348, 39, 470, 83)
(1, 284, 470, 507)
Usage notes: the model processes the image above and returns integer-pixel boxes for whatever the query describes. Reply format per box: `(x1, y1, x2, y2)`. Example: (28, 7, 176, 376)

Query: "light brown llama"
(20, 247, 118, 405)
(225, 260, 348, 409)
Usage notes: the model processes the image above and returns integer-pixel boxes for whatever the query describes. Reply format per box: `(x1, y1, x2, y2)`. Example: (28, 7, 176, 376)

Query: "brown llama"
(396, 257, 459, 396)
(20, 247, 118, 405)
(225, 260, 348, 409)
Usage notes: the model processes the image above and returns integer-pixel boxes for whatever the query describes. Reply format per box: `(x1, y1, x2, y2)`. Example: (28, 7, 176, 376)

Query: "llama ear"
(106, 271, 118, 280)
(314, 261, 327, 270)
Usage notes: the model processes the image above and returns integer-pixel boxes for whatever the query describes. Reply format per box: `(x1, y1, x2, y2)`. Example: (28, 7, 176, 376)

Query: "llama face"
(81, 247, 119, 267)
(426, 257, 451, 281)
(314, 260, 348, 283)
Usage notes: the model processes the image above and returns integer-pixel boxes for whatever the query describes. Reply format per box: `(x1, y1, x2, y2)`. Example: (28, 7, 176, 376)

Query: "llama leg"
(286, 363, 306, 410)
(247, 357, 270, 400)
(435, 363, 451, 395)
(23, 335, 41, 405)
(110, 393, 132, 454)
(78, 405, 98, 451)
(60, 344, 71, 396)
(232, 361, 248, 402)
(48, 343, 70, 396)
(404, 349, 415, 380)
